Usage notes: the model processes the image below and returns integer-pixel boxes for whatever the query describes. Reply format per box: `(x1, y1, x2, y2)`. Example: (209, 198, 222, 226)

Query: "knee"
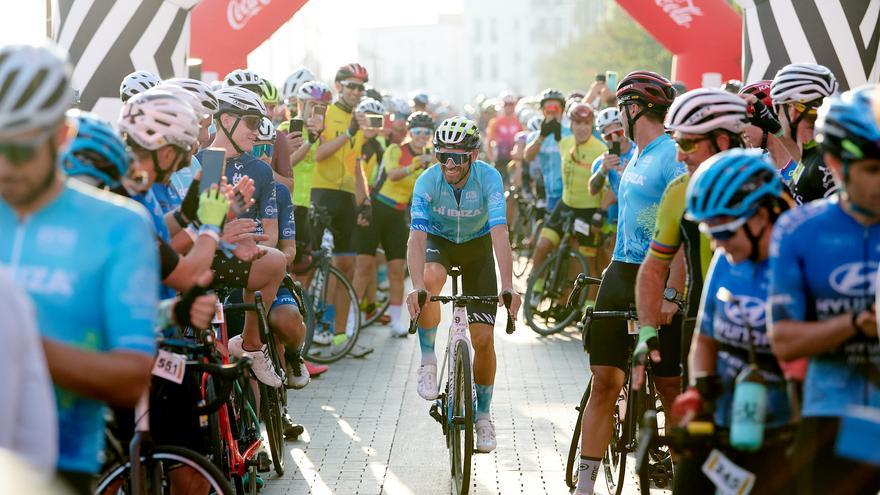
(424, 264, 447, 291)
(655, 376, 682, 401)
(590, 368, 625, 403)
(387, 261, 405, 279)
(469, 327, 495, 352)
(355, 256, 374, 274)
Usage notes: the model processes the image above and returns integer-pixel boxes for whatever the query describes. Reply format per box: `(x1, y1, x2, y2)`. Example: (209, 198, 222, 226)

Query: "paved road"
(262, 279, 653, 494)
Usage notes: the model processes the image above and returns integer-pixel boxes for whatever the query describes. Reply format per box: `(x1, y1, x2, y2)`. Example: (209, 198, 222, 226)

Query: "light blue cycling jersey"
(591, 142, 637, 223)
(169, 155, 202, 203)
(769, 196, 880, 418)
(612, 134, 686, 264)
(527, 128, 572, 211)
(410, 160, 506, 244)
(0, 180, 158, 474)
(699, 252, 790, 428)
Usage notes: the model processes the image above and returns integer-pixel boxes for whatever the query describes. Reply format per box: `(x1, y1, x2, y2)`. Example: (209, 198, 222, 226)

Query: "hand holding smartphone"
(198, 148, 227, 193)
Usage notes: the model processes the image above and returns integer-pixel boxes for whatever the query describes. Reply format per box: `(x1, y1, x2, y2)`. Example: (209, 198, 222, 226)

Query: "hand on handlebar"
(406, 288, 430, 321)
(499, 288, 521, 322)
(631, 325, 661, 391)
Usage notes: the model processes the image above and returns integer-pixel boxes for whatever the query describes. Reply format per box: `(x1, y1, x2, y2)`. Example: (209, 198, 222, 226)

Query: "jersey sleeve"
(255, 163, 278, 220)
(697, 251, 724, 339)
(104, 209, 159, 354)
(275, 183, 296, 241)
(410, 171, 432, 232)
(272, 131, 292, 179)
(484, 165, 507, 228)
(648, 174, 687, 261)
(768, 209, 809, 323)
(486, 118, 499, 141)
(382, 145, 403, 174)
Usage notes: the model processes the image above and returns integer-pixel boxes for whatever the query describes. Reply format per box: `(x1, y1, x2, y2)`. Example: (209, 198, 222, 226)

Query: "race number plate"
(573, 218, 591, 236)
(212, 301, 225, 324)
(701, 448, 756, 495)
(627, 319, 640, 335)
(152, 349, 187, 385)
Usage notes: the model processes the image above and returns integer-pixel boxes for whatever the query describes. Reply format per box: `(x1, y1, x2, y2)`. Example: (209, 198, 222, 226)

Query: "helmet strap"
(742, 219, 764, 262)
(625, 104, 647, 143)
(760, 131, 769, 150)
(219, 116, 246, 155)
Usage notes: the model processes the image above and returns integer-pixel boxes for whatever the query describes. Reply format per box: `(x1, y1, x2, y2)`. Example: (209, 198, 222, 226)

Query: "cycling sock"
(475, 384, 494, 420)
(418, 326, 437, 365)
(332, 333, 348, 346)
(576, 456, 601, 494)
(388, 304, 402, 324)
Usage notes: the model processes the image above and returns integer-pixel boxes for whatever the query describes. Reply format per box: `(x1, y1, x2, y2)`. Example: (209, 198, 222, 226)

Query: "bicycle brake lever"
(502, 291, 516, 334)
(408, 290, 429, 334)
(567, 273, 587, 308)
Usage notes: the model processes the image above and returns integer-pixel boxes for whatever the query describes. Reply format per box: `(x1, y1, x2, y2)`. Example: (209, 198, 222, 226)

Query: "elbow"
(109, 355, 153, 408)
(769, 323, 798, 361)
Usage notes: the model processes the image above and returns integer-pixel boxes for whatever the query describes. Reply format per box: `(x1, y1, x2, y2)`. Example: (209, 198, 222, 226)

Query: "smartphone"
(610, 141, 621, 157)
(606, 70, 618, 91)
(309, 103, 327, 122)
(198, 148, 226, 193)
(288, 118, 304, 134)
(365, 113, 384, 130)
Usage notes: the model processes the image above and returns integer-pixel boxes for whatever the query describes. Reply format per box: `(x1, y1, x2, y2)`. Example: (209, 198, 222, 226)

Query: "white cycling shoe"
(286, 355, 311, 389)
(475, 418, 497, 453)
(312, 330, 333, 346)
(417, 364, 438, 400)
(227, 335, 283, 388)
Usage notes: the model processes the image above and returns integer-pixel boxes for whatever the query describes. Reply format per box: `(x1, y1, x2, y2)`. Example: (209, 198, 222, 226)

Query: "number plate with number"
(573, 218, 591, 236)
(151, 349, 187, 385)
(627, 319, 639, 335)
(701, 448, 756, 495)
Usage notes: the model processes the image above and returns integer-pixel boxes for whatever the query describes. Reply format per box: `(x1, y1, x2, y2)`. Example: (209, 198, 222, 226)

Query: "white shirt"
(0, 268, 57, 475)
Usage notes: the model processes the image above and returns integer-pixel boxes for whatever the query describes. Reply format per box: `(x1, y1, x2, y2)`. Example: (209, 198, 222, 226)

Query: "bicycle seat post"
(450, 266, 461, 296)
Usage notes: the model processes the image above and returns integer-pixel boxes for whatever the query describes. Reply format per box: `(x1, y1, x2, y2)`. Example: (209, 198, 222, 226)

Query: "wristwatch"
(663, 287, 684, 306)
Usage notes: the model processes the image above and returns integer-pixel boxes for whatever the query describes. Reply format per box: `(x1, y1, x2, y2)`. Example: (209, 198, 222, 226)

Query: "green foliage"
(540, 3, 673, 93)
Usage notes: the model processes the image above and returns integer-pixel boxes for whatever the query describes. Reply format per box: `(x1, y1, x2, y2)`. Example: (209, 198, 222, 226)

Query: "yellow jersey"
(559, 135, 607, 209)
(376, 143, 425, 210)
(312, 102, 365, 194)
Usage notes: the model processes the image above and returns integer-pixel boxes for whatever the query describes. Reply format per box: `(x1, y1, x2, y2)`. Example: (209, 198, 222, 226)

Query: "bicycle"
(507, 187, 543, 279)
(297, 205, 364, 364)
(524, 209, 591, 336)
(407, 267, 516, 495)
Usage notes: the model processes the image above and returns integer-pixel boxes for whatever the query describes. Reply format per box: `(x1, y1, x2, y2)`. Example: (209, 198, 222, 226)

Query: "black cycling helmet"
(406, 111, 434, 130)
(539, 88, 566, 107)
(365, 87, 383, 102)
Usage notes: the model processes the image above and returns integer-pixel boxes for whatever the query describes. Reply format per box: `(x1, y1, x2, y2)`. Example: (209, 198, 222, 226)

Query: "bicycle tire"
(299, 289, 317, 357)
(94, 444, 235, 495)
(306, 265, 362, 364)
(360, 291, 391, 328)
(449, 339, 473, 495)
(513, 216, 542, 279)
(203, 375, 231, 480)
(524, 250, 588, 336)
(603, 379, 630, 495)
(260, 383, 286, 476)
(565, 377, 592, 489)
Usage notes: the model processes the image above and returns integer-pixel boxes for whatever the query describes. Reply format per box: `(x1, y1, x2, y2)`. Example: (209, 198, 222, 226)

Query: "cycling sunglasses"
(410, 128, 432, 137)
(341, 81, 366, 92)
(239, 115, 262, 131)
(603, 129, 624, 141)
(436, 151, 471, 165)
(674, 136, 712, 154)
(253, 143, 274, 158)
(698, 216, 748, 241)
(0, 129, 54, 165)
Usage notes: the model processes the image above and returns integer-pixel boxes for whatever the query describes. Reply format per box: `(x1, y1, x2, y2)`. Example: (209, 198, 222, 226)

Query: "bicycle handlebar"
(408, 290, 517, 335)
(566, 273, 603, 308)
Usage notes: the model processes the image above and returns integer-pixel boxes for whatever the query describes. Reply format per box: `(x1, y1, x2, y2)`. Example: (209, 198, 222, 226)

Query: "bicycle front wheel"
(306, 265, 362, 364)
(524, 250, 588, 335)
(260, 383, 285, 476)
(449, 339, 473, 495)
(95, 445, 235, 495)
(565, 377, 592, 489)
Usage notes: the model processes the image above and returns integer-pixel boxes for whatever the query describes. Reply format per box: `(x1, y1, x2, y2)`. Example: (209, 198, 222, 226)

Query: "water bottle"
(730, 364, 767, 451)
(321, 229, 334, 251)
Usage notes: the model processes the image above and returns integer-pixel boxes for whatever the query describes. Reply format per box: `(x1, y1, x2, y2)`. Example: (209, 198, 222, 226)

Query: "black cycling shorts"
(211, 253, 252, 288)
(425, 234, 498, 325)
(543, 201, 601, 247)
(293, 205, 312, 264)
(311, 188, 356, 255)
(587, 260, 682, 377)
(352, 200, 408, 260)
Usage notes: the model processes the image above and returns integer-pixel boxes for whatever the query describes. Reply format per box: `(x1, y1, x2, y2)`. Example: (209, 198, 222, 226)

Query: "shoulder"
(663, 172, 689, 194)
(558, 135, 575, 149)
(67, 180, 152, 226)
(474, 160, 502, 181)
(774, 198, 834, 238)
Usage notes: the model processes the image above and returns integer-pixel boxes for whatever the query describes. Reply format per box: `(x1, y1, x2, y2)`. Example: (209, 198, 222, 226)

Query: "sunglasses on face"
(543, 103, 562, 114)
(240, 116, 261, 131)
(603, 129, 624, 141)
(410, 128, 432, 137)
(341, 81, 366, 92)
(253, 143, 274, 158)
(0, 129, 54, 165)
(698, 216, 748, 241)
(674, 136, 711, 154)
(436, 151, 471, 165)
(792, 102, 819, 117)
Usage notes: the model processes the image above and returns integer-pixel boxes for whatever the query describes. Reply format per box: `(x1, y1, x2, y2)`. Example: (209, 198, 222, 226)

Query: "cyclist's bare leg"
(580, 365, 625, 456)
(531, 236, 554, 272)
(387, 259, 406, 305)
(242, 248, 286, 350)
(353, 254, 375, 302)
(269, 304, 306, 369)
(331, 254, 356, 335)
(169, 468, 209, 494)
(654, 375, 682, 427)
(469, 322, 496, 385)
(366, 260, 378, 306)
(417, 262, 447, 329)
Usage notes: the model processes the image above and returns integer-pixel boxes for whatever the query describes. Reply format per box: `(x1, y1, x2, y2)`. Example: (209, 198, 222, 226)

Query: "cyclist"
(311, 62, 371, 350)
(529, 102, 606, 304)
(485, 91, 522, 184)
(355, 111, 434, 336)
(411, 91, 430, 112)
(524, 89, 569, 213)
(739, 80, 792, 170)
(259, 78, 293, 193)
(119, 69, 160, 102)
(673, 149, 795, 495)
(770, 63, 839, 205)
(769, 85, 880, 495)
(406, 116, 522, 453)
(281, 66, 317, 115)
(0, 43, 157, 493)
(634, 89, 749, 385)
(573, 71, 685, 495)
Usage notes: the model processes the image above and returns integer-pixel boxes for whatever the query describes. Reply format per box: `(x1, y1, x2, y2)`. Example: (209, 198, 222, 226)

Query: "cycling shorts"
(293, 205, 312, 265)
(211, 253, 252, 288)
(425, 233, 497, 325)
(311, 188, 356, 255)
(587, 260, 682, 377)
(352, 200, 408, 260)
(542, 201, 601, 248)
(270, 286, 299, 312)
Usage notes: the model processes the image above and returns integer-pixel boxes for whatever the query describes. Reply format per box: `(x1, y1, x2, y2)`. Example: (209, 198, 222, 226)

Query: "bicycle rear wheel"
(259, 383, 285, 476)
(565, 377, 592, 489)
(449, 340, 473, 495)
(306, 265, 362, 364)
(360, 291, 390, 328)
(524, 250, 588, 335)
(95, 445, 235, 495)
(603, 380, 630, 495)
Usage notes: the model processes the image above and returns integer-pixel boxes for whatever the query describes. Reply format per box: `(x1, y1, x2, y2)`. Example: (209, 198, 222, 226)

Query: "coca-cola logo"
(655, 0, 703, 29)
(227, 0, 271, 30)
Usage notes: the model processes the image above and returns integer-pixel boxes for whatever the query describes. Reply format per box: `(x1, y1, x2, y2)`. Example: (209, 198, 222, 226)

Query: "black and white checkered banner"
(738, 0, 880, 90)
(51, 0, 201, 120)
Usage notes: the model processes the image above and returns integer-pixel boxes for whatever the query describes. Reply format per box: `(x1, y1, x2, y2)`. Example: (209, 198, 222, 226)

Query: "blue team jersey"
(0, 180, 158, 473)
(196, 150, 277, 235)
(169, 155, 202, 202)
(612, 134, 686, 264)
(275, 182, 296, 241)
(591, 142, 637, 223)
(769, 197, 880, 418)
(410, 160, 506, 244)
(699, 253, 790, 428)
(527, 128, 571, 211)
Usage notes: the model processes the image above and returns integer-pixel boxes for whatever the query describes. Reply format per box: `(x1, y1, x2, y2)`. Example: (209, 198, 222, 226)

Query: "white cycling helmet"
(595, 108, 621, 132)
(120, 70, 160, 102)
(356, 97, 385, 115)
(118, 89, 199, 151)
(296, 80, 333, 103)
(527, 115, 543, 133)
(162, 78, 218, 116)
(433, 116, 481, 150)
(215, 86, 267, 118)
(257, 117, 275, 142)
(770, 63, 838, 105)
(282, 66, 316, 101)
(0, 43, 74, 137)
(155, 82, 210, 120)
(500, 90, 518, 104)
(665, 88, 748, 135)
(223, 69, 262, 89)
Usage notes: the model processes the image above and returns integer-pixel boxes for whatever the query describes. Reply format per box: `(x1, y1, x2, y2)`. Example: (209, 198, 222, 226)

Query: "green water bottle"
(730, 364, 767, 451)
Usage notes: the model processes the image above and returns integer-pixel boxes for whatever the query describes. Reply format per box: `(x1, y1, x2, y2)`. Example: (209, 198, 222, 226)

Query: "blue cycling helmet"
(816, 84, 880, 163)
(62, 110, 131, 190)
(686, 148, 782, 222)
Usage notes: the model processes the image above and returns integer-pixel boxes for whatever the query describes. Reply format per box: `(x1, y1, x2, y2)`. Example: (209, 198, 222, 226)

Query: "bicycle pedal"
(254, 451, 271, 472)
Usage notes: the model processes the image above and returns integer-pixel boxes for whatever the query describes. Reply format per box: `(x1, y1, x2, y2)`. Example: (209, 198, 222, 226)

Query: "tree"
(541, 2, 673, 93)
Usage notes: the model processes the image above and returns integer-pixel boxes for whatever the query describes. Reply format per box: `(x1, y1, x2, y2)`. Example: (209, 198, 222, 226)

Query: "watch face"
(664, 288, 677, 300)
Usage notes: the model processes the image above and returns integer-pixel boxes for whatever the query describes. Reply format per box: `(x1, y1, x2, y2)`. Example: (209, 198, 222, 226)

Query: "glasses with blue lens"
(698, 216, 748, 241)
(253, 144, 274, 158)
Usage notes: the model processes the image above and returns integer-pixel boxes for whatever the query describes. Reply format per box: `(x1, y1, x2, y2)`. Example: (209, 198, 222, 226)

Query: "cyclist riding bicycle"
(485, 91, 522, 184)
(406, 116, 522, 453)
(524, 88, 569, 213)
(672, 149, 795, 495)
(574, 70, 685, 495)
(769, 84, 880, 495)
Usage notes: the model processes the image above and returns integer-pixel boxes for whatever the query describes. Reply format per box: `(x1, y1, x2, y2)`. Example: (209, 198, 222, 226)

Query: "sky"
(0, 3, 50, 46)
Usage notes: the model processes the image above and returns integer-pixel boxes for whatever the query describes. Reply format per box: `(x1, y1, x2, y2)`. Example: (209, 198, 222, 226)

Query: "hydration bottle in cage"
(321, 229, 334, 251)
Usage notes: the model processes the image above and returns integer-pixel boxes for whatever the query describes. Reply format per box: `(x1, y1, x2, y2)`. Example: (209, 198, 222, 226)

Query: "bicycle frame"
(436, 278, 477, 431)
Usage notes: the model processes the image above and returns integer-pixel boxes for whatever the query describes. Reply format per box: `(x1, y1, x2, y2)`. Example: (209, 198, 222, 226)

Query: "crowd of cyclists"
(0, 36, 879, 495)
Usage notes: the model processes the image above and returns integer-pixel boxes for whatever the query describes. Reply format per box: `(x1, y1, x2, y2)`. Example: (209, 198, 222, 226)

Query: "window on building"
(490, 18, 497, 43)
(473, 19, 481, 42)
(474, 55, 483, 80)
(490, 56, 498, 80)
